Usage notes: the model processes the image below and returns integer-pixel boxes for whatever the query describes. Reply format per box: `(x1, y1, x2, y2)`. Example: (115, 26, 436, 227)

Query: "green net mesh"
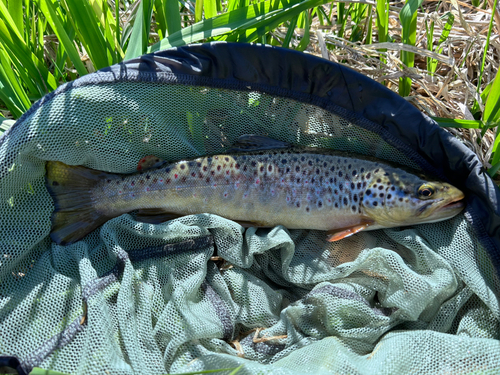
(1, 82, 499, 374)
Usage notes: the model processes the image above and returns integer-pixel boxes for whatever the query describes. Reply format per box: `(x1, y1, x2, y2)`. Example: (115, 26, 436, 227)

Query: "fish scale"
(45, 136, 465, 245)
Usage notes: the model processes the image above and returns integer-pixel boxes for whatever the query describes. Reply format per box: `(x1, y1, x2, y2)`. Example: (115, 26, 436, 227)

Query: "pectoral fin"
(326, 222, 372, 242)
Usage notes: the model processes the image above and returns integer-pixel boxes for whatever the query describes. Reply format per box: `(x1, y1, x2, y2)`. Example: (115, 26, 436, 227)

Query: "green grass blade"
(483, 71, 500, 123)
(164, 0, 182, 34)
(205, 0, 218, 18)
(432, 117, 483, 128)
(477, 0, 499, 91)
(124, 0, 154, 60)
(195, 0, 203, 22)
(376, 0, 389, 62)
(63, 0, 110, 69)
(155, 0, 167, 38)
(282, 15, 298, 48)
(39, 0, 88, 76)
(0, 1, 23, 40)
(8, 0, 23, 35)
(296, 10, 310, 51)
(399, 0, 423, 96)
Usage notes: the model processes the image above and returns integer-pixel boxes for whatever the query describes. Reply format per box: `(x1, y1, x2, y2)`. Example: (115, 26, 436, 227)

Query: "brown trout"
(46, 136, 465, 245)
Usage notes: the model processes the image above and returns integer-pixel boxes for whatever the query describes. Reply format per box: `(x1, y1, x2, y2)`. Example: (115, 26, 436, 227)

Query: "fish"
(45, 135, 465, 245)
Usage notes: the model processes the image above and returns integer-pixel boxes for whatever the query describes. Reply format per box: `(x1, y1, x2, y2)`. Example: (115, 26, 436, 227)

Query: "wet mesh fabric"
(0, 43, 499, 375)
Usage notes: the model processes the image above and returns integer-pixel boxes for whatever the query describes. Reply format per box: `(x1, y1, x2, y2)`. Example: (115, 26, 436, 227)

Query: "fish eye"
(418, 184, 435, 199)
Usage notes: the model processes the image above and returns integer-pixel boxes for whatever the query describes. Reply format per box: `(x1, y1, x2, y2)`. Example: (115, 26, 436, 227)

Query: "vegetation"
(0, 0, 499, 176)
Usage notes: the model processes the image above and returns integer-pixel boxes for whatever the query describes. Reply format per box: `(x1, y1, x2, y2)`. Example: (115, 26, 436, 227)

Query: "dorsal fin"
(227, 135, 291, 153)
(137, 155, 166, 171)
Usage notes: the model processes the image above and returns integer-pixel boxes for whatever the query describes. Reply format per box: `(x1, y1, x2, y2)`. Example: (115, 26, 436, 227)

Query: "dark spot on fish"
(366, 173, 371, 179)
(188, 162, 195, 167)
(282, 159, 287, 164)
(206, 177, 210, 183)
(306, 206, 310, 212)
(268, 165, 272, 172)
(235, 163, 240, 169)
(197, 162, 202, 167)
(323, 162, 328, 167)
(311, 178, 315, 183)
(217, 165, 222, 171)
(316, 169, 320, 174)
(180, 164, 186, 170)
(361, 168, 365, 173)
(334, 189, 339, 195)
(243, 165, 248, 172)
(325, 171, 329, 177)
(373, 184, 377, 188)
(165, 168, 171, 173)
(380, 193, 384, 198)
(334, 177, 337, 185)
(377, 178, 381, 183)
(52, 181, 59, 186)
(339, 184, 343, 192)
(387, 194, 392, 199)
(373, 193, 377, 198)
(352, 205, 356, 212)
(348, 164, 351, 169)
(166, 179, 171, 184)
(375, 169, 380, 173)
(199, 173, 203, 178)
(296, 202, 301, 208)
(203, 166, 208, 172)
(286, 167, 291, 173)
(106, 179, 111, 184)
(399, 197, 403, 202)
(344, 159, 348, 163)
(350, 182, 355, 189)
(335, 202, 339, 208)
(330, 166, 335, 172)
(116, 181, 120, 185)
(225, 157, 229, 162)
(146, 175, 150, 180)
(378, 186, 383, 190)
(296, 166, 300, 172)
(191, 172, 196, 177)
(357, 182, 362, 189)
(352, 170, 357, 176)
(320, 176, 324, 183)
(131, 181, 135, 186)
(391, 186, 396, 191)
(343, 197, 348, 205)
(308, 160, 313, 166)
(318, 201, 323, 208)
(316, 158, 320, 163)
(301, 156, 305, 162)
(363, 182, 367, 187)
(366, 189, 372, 195)
(338, 171, 343, 177)
(373, 201, 378, 206)
(258, 165, 264, 173)
(181, 176, 187, 182)
(297, 178, 301, 183)
(251, 161, 257, 167)
(328, 186, 333, 193)
(211, 171, 215, 176)
(353, 194, 358, 202)
(384, 172, 389, 176)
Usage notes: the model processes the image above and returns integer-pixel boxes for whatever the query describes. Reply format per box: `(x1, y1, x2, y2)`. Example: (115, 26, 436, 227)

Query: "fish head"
(361, 169, 465, 228)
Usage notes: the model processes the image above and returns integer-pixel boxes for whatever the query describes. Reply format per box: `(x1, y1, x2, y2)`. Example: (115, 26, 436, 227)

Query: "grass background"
(0, 0, 499, 178)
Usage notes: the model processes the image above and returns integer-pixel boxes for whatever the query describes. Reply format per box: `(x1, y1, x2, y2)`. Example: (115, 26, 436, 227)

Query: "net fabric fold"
(0, 43, 499, 374)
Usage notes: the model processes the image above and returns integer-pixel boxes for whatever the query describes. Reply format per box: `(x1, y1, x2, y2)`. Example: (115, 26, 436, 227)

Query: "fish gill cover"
(0, 43, 499, 375)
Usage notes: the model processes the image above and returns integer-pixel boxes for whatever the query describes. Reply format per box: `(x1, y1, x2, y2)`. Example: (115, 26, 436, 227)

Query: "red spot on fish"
(192, 172, 196, 177)
(131, 181, 135, 186)
(159, 179, 163, 182)
(146, 187, 150, 191)
(235, 182, 240, 188)
(213, 183, 217, 187)
(226, 170, 230, 175)
(174, 174, 178, 179)
(217, 165, 222, 171)
(119, 191, 122, 194)
(255, 179, 260, 184)
(224, 192, 228, 197)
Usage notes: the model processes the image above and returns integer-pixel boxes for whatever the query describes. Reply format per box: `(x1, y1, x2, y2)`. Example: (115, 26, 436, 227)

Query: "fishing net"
(1, 43, 499, 375)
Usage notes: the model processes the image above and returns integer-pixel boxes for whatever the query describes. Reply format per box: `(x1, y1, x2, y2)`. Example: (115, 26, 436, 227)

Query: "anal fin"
(326, 222, 372, 242)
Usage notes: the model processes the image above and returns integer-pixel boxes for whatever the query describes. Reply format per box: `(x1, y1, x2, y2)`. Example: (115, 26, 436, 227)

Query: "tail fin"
(46, 161, 116, 245)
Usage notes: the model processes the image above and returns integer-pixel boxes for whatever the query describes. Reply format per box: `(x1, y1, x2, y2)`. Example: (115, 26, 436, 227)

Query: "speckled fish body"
(46, 137, 465, 245)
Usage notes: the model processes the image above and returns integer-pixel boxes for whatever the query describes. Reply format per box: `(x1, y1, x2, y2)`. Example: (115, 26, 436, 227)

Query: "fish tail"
(45, 161, 115, 245)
